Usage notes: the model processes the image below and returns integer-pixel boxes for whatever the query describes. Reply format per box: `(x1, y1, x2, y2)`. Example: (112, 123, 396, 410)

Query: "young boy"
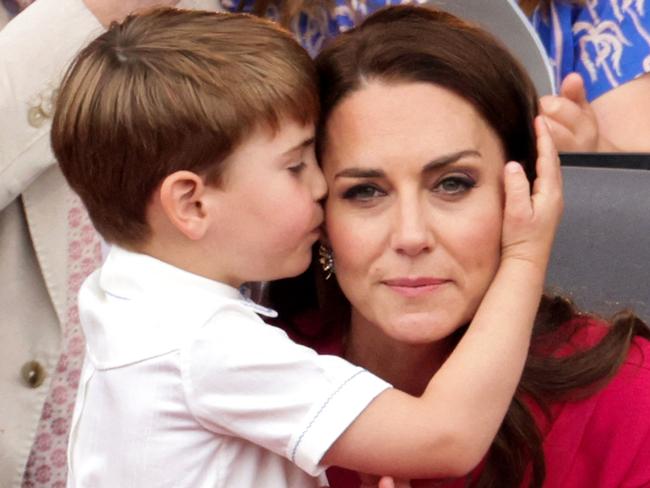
(52, 8, 562, 488)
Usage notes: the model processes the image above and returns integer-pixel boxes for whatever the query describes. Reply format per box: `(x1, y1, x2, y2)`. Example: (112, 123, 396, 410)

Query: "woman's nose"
(390, 198, 435, 256)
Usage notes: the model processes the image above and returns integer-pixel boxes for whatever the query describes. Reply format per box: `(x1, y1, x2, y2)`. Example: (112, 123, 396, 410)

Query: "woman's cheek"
(327, 215, 380, 277)
(457, 207, 502, 274)
(328, 219, 368, 265)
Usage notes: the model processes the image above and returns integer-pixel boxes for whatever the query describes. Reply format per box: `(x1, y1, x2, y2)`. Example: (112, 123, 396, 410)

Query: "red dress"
(286, 314, 650, 487)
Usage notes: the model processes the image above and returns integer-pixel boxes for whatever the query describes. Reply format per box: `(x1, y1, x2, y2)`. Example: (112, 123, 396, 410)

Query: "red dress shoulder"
(282, 313, 650, 487)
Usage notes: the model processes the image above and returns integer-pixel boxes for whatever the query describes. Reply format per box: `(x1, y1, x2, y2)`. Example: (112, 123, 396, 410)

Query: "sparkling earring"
(318, 243, 335, 280)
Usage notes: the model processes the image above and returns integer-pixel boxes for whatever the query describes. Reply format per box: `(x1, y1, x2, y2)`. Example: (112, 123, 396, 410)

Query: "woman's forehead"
(323, 81, 504, 170)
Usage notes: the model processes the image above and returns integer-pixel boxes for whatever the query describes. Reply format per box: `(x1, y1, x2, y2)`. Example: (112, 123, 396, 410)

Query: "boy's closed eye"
(288, 161, 307, 174)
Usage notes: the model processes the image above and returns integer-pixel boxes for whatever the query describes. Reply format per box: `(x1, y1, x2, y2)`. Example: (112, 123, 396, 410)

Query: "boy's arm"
(322, 117, 563, 478)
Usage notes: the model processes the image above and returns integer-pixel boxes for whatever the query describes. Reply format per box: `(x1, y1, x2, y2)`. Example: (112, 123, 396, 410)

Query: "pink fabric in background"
(22, 197, 101, 488)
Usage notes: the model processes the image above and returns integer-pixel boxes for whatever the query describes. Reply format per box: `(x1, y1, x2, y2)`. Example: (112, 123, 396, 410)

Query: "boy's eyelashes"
(288, 161, 307, 173)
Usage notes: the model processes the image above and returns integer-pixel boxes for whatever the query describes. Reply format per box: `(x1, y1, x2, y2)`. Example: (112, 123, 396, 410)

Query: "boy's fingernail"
(506, 162, 522, 174)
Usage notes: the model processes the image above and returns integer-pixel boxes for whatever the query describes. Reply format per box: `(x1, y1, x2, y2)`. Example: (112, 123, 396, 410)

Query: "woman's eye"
(288, 162, 306, 174)
(434, 176, 475, 195)
(342, 184, 385, 201)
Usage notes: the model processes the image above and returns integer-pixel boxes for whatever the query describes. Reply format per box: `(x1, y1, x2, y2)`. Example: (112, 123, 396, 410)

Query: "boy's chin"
(273, 254, 312, 281)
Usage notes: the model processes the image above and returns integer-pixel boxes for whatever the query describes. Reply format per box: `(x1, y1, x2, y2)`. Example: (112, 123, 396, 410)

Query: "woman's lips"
(382, 277, 450, 297)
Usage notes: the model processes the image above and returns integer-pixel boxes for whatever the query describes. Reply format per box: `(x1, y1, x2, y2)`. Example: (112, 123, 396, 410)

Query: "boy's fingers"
(533, 116, 562, 197)
(503, 161, 532, 222)
(378, 477, 396, 488)
(378, 477, 412, 488)
(358, 475, 403, 488)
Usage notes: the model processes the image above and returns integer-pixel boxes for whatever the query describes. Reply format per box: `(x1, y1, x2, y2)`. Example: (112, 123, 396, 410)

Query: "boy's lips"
(308, 225, 323, 241)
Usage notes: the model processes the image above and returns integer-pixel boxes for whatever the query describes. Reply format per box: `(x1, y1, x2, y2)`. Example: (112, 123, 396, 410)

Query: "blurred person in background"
(521, 0, 650, 152)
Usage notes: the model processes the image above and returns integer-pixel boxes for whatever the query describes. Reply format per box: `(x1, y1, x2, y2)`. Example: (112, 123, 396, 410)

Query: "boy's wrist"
(496, 255, 547, 289)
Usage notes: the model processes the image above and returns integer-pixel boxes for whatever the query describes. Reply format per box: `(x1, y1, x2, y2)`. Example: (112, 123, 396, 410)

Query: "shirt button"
(27, 106, 47, 128)
(21, 361, 46, 388)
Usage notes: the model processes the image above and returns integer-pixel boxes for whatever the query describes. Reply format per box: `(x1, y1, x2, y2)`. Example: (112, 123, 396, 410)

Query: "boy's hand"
(359, 474, 412, 488)
(83, 0, 180, 26)
(358, 475, 444, 488)
(500, 116, 563, 275)
(539, 73, 617, 152)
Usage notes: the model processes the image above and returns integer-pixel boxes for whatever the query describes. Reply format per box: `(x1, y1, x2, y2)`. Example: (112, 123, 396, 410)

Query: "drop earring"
(318, 243, 335, 280)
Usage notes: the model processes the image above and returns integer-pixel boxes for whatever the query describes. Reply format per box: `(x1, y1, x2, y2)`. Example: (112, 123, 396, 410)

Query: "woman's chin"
(381, 312, 463, 345)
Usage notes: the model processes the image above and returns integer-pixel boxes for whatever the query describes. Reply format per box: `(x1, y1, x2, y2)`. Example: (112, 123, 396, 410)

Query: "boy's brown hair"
(51, 8, 318, 246)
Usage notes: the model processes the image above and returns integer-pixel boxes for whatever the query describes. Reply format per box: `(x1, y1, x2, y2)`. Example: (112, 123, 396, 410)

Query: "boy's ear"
(159, 171, 210, 241)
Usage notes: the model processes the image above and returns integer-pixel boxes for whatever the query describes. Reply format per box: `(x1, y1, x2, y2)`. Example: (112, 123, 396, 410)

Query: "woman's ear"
(319, 227, 331, 247)
(158, 171, 210, 240)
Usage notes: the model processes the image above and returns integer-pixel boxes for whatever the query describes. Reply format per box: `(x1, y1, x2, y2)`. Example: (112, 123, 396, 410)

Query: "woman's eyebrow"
(422, 149, 481, 173)
(334, 168, 385, 179)
(334, 149, 481, 179)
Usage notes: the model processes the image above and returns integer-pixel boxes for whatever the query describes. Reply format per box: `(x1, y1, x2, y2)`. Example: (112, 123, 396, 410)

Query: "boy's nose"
(310, 166, 328, 201)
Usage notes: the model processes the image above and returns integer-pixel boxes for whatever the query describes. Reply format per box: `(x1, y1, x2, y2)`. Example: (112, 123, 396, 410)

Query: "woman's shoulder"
(541, 316, 650, 486)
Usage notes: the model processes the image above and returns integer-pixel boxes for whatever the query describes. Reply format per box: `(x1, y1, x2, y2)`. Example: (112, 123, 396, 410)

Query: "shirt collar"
(100, 246, 242, 302)
(80, 246, 275, 369)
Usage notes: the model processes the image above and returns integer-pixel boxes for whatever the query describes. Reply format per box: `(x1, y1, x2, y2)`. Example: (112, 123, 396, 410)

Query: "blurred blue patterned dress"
(529, 0, 649, 100)
(221, 0, 428, 57)
(223, 0, 650, 100)
(6, 0, 649, 100)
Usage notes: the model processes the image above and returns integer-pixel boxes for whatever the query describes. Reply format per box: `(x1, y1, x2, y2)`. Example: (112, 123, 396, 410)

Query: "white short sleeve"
(180, 304, 391, 476)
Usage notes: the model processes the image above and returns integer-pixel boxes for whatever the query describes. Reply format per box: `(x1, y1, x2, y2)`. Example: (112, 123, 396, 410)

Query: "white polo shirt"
(67, 247, 390, 488)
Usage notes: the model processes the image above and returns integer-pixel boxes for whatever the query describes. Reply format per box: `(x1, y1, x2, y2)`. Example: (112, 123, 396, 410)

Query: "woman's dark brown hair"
(271, 5, 649, 487)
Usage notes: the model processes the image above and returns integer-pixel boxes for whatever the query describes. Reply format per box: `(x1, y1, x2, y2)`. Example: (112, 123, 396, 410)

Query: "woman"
(271, 6, 650, 487)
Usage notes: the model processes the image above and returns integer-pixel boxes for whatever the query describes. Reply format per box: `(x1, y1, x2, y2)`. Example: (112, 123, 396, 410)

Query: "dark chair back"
(547, 155, 650, 321)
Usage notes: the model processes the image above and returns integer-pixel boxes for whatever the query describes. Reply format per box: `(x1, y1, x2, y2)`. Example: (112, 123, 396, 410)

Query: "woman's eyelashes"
(433, 174, 476, 196)
(341, 183, 386, 201)
(339, 173, 477, 203)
